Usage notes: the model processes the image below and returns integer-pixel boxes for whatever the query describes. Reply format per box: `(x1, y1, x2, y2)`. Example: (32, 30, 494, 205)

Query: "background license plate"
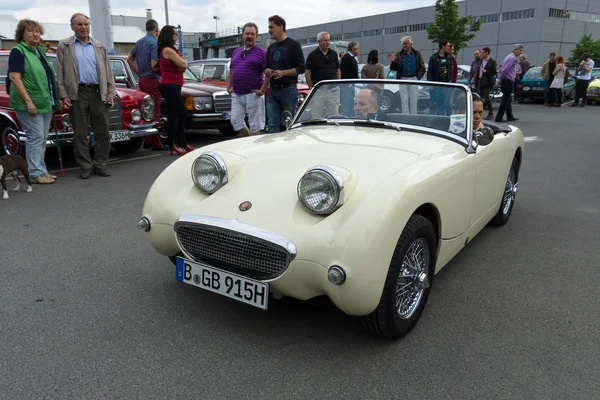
(176, 257, 269, 310)
(222, 112, 230, 120)
(533, 87, 544, 91)
(110, 131, 130, 142)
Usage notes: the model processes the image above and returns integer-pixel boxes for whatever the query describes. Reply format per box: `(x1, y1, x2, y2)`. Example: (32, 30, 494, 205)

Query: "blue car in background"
(516, 66, 576, 103)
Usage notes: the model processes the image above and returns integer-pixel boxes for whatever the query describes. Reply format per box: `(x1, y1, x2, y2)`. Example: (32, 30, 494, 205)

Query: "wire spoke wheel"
(396, 238, 430, 320)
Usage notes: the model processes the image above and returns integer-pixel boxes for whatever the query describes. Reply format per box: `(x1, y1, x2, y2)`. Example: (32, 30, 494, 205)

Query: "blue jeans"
(15, 111, 52, 178)
(543, 80, 552, 104)
(429, 87, 449, 115)
(339, 83, 355, 117)
(266, 86, 298, 133)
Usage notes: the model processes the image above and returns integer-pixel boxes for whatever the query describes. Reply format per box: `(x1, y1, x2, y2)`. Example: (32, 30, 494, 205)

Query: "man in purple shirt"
(495, 44, 523, 123)
(227, 22, 269, 136)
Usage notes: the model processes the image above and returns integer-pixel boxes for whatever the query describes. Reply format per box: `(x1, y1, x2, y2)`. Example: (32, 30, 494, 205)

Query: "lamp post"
(164, 0, 169, 25)
(213, 16, 219, 36)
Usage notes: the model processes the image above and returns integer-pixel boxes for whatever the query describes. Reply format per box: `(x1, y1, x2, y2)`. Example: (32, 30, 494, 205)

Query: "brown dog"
(0, 155, 32, 200)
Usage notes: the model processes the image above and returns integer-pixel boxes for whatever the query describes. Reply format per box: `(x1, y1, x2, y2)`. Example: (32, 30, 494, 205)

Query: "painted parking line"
(5, 153, 164, 181)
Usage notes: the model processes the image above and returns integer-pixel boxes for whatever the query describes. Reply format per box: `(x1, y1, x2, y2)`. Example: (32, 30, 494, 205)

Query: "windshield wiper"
(353, 119, 402, 131)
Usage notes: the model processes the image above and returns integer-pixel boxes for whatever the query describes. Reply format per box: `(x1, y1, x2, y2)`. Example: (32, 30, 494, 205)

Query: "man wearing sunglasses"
(227, 22, 269, 136)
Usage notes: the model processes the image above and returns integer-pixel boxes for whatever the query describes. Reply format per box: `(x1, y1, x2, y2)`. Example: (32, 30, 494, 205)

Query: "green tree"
(568, 34, 600, 64)
(426, 0, 481, 54)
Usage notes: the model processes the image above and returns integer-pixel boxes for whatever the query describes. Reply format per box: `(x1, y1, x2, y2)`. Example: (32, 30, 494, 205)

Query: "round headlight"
(523, 86, 530, 91)
(297, 166, 344, 214)
(131, 109, 142, 122)
(191, 152, 228, 193)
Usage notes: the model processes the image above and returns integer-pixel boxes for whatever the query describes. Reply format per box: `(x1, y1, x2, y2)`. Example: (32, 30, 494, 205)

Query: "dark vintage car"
(110, 56, 236, 137)
(187, 58, 311, 109)
(0, 51, 159, 156)
(515, 66, 577, 103)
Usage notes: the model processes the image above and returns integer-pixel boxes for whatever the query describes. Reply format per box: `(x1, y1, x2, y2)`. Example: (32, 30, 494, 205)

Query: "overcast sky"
(2, 0, 434, 34)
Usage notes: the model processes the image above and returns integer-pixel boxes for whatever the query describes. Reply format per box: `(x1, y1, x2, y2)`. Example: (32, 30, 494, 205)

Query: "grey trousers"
(70, 85, 110, 171)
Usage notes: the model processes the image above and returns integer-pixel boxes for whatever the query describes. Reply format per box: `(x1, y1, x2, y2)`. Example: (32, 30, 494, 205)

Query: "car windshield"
(1, 54, 58, 79)
(183, 68, 200, 81)
(524, 67, 542, 79)
(294, 80, 471, 138)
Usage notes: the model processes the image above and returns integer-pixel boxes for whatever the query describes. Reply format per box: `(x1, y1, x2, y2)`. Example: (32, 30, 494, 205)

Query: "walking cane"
(51, 113, 65, 177)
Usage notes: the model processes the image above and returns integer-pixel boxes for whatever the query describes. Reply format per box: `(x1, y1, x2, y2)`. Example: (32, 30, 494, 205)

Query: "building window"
(330, 34, 343, 41)
(384, 26, 407, 35)
(549, 8, 600, 23)
(502, 9, 535, 22)
(409, 23, 430, 32)
(471, 13, 500, 24)
(343, 31, 362, 39)
(362, 29, 383, 37)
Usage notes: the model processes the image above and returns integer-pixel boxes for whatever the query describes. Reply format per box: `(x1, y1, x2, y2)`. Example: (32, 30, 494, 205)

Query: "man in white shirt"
(571, 53, 595, 107)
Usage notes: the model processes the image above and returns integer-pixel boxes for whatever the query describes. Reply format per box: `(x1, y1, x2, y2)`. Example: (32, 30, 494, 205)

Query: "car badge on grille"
(239, 201, 252, 211)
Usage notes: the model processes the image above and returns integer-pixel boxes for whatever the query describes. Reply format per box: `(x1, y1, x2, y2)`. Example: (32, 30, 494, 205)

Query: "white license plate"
(222, 112, 230, 120)
(533, 87, 544, 91)
(110, 130, 130, 142)
(175, 257, 269, 310)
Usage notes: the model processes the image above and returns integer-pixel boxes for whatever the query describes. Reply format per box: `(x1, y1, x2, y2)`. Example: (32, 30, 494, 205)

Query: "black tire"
(219, 126, 238, 136)
(111, 137, 143, 153)
(362, 214, 437, 340)
(490, 157, 519, 226)
(378, 90, 397, 113)
(0, 121, 24, 156)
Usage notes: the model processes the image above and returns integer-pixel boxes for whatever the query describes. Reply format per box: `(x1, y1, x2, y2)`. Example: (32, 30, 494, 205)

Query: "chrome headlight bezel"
(61, 114, 72, 128)
(297, 165, 344, 215)
(141, 95, 155, 121)
(194, 96, 213, 111)
(191, 152, 228, 194)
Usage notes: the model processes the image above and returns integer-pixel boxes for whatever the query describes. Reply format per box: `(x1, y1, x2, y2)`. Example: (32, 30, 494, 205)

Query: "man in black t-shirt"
(427, 39, 453, 115)
(305, 32, 341, 118)
(265, 15, 305, 133)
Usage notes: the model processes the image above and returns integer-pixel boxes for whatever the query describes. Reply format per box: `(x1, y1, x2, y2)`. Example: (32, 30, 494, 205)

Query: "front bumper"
(18, 122, 159, 148)
(143, 214, 388, 317)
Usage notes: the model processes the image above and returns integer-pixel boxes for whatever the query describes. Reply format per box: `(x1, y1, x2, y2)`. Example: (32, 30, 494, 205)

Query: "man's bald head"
(354, 88, 379, 118)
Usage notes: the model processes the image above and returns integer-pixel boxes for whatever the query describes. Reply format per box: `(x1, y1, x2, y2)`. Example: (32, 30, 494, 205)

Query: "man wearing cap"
(495, 44, 523, 123)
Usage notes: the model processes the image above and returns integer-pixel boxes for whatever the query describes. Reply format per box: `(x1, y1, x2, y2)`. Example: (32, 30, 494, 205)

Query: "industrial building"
(0, 14, 145, 55)
(197, 0, 600, 66)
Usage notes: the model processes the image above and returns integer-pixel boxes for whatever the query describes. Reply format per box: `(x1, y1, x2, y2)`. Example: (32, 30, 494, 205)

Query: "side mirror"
(115, 76, 130, 87)
(474, 126, 494, 147)
(282, 110, 293, 131)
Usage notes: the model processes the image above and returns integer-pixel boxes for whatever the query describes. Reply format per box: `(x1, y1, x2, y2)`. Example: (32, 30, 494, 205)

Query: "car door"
(466, 130, 512, 236)
(110, 59, 133, 88)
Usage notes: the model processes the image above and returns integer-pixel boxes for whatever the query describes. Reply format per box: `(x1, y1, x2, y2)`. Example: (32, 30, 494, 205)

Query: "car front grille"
(174, 217, 296, 280)
(213, 92, 232, 113)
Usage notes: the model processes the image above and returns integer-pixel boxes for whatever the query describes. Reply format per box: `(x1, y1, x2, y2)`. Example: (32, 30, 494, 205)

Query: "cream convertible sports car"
(138, 79, 525, 340)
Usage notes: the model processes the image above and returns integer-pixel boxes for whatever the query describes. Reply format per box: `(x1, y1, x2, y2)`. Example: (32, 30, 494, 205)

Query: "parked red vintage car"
(0, 51, 159, 156)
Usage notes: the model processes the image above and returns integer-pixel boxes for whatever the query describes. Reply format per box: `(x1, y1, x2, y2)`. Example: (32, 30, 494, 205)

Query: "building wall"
(0, 39, 134, 55)
(276, 0, 600, 66)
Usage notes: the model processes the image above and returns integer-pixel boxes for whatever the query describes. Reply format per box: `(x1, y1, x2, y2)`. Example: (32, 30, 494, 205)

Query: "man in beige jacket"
(56, 13, 116, 179)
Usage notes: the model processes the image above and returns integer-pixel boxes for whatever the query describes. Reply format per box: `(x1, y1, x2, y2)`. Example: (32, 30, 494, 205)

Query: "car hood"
(588, 78, 600, 88)
(182, 81, 228, 96)
(204, 125, 465, 191)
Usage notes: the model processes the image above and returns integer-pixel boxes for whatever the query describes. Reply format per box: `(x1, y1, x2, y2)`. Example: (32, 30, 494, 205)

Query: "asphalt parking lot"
(1, 101, 599, 399)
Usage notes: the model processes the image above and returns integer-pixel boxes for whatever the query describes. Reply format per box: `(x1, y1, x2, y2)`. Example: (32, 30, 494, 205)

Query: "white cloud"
(5, 0, 432, 34)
